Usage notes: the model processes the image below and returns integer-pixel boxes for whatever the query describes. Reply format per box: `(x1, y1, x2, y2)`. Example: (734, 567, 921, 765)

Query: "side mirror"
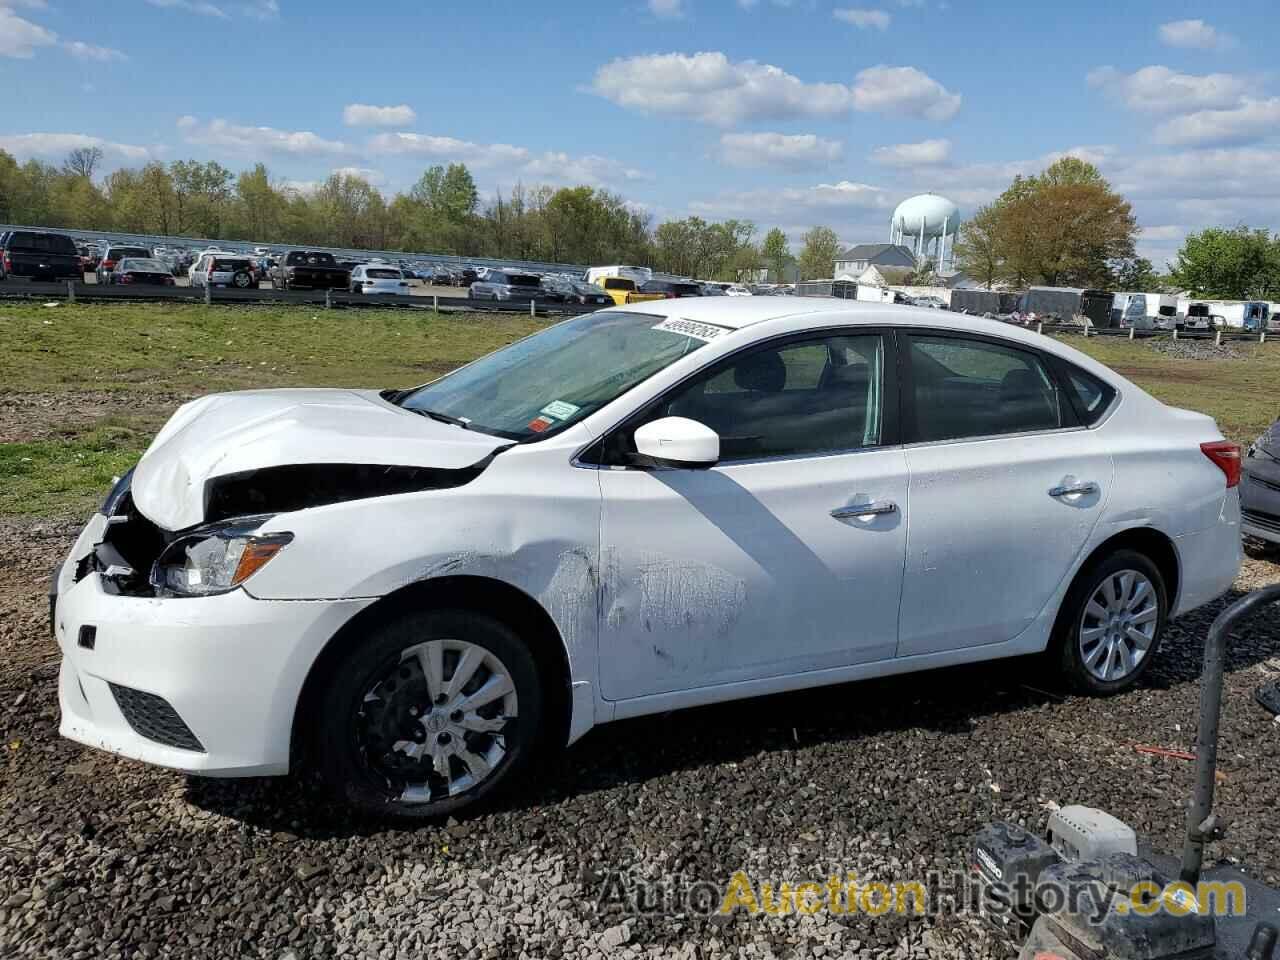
(633, 416, 720, 470)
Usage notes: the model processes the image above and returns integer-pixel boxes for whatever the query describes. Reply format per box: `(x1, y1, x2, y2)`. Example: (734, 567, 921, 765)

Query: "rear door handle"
(1049, 478, 1099, 498)
(831, 500, 898, 520)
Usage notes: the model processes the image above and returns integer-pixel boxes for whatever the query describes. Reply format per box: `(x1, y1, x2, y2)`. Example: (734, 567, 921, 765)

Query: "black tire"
(1051, 549, 1168, 695)
(313, 609, 543, 819)
(233, 271, 252, 289)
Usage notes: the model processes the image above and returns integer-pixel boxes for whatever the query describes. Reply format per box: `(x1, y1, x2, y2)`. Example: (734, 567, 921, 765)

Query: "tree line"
(4, 148, 1274, 295)
(952, 156, 1280, 300)
(0, 147, 818, 281)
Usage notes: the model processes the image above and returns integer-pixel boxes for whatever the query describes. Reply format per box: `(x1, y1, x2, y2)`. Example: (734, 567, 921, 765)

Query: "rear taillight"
(120, 274, 133, 284)
(1201, 441, 1241, 488)
(164, 277, 175, 285)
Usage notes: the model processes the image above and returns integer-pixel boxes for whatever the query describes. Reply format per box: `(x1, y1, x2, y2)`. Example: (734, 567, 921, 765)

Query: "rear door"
(896, 332, 1113, 657)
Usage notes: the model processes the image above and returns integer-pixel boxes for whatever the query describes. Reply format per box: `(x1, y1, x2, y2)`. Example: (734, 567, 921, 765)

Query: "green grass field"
(2, 301, 1277, 518)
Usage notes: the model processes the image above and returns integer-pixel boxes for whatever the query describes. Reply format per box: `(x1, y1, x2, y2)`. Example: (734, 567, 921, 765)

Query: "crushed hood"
(132, 388, 509, 530)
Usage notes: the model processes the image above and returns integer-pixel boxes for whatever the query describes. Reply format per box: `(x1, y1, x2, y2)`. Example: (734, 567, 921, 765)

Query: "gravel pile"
(1147, 339, 1246, 361)
(2, 519, 1278, 959)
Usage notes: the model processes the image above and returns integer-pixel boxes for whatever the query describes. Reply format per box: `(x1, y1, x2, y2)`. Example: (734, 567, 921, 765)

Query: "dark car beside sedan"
(109, 258, 177, 286)
(1242, 420, 1280, 545)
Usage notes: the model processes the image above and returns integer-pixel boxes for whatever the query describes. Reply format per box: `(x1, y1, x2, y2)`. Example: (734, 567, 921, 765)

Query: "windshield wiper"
(410, 408, 471, 430)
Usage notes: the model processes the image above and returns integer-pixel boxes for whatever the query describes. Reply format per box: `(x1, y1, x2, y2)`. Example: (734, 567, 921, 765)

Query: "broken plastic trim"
(201, 455, 503, 524)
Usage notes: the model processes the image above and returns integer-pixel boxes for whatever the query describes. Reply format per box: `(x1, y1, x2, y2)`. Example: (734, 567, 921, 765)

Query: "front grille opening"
(109, 684, 205, 752)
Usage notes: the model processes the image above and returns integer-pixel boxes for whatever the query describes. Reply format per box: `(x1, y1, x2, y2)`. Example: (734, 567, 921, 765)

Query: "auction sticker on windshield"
(540, 400, 580, 421)
(652, 318, 728, 342)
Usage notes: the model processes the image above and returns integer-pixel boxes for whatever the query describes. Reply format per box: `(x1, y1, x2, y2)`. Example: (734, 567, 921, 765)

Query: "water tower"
(889, 193, 961, 274)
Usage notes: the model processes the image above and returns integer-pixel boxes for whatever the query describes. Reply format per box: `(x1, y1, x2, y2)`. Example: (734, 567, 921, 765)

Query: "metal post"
(1129, 326, 1135, 340)
(1036, 321, 1043, 335)
(204, 281, 211, 305)
(66, 279, 76, 303)
(433, 294, 438, 312)
(1262, 330, 1267, 344)
(1180, 584, 1280, 884)
(1173, 327, 1178, 341)
(529, 298, 536, 317)
(1215, 330, 1222, 346)
(325, 288, 332, 310)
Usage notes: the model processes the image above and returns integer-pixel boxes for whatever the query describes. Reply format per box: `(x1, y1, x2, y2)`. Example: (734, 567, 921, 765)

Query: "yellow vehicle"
(594, 275, 665, 306)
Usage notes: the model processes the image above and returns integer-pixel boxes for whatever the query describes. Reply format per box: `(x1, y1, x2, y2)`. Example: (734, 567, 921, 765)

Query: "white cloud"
(1086, 65, 1248, 114)
(718, 131, 843, 170)
(647, 0, 683, 17)
(590, 52, 958, 126)
(0, 132, 153, 162)
(1158, 19, 1236, 50)
(0, 7, 57, 58)
(590, 52, 859, 126)
(241, 0, 278, 19)
(330, 165, 386, 186)
(343, 103, 416, 127)
(1154, 97, 1280, 146)
(833, 8, 891, 30)
(179, 117, 349, 156)
(62, 40, 128, 62)
(691, 180, 890, 220)
(366, 132, 649, 188)
(145, 0, 230, 17)
(366, 132, 529, 167)
(871, 138, 950, 167)
(851, 65, 961, 120)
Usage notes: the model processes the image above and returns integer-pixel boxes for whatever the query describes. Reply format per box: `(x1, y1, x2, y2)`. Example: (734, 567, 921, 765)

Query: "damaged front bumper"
(52, 513, 372, 776)
(1241, 445, 1280, 545)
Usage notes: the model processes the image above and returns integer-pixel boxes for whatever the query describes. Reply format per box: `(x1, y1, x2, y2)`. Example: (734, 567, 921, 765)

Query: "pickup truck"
(270, 251, 351, 291)
(593, 276, 665, 307)
(0, 230, 82, 282)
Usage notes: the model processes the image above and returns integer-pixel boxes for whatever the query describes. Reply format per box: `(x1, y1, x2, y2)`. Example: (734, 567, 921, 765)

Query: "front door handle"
(831, 499, 898, 520)
(1049, 477, 1099, 498)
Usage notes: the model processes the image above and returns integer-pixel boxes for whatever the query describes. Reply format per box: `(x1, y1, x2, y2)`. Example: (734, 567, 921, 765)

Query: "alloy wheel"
(1078, 570, 1158, 682)
(356, 638, 518, 803)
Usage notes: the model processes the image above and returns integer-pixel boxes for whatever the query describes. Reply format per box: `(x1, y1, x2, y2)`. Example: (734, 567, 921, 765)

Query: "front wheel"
(1052, 549, 1167, 694)
(314, 609, 543, 818)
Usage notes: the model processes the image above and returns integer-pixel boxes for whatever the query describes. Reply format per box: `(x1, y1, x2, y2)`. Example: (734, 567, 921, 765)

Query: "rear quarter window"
(1061, 364, 1116, 425)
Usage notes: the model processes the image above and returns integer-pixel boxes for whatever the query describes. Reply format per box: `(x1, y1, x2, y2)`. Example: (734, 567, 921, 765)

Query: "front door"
(597, 331, 909, 701)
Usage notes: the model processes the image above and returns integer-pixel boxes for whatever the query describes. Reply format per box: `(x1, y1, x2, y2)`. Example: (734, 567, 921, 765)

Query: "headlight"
(150, 517, 292, 597)
(102, 467, 135, 517)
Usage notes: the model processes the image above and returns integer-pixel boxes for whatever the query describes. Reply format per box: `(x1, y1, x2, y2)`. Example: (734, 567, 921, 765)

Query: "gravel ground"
(0, 392, 192, 443)
(1147, 339, 1248, 361)
(1, 519, 1278, 960)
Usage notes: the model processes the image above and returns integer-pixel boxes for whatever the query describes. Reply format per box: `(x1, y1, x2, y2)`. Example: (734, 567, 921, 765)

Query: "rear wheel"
(1053, 549, 1167, 694)
(314, 609, 542, 818)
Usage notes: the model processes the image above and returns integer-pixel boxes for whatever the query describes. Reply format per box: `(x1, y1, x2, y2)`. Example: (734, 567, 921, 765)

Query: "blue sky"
(2, 0, 1278, 267)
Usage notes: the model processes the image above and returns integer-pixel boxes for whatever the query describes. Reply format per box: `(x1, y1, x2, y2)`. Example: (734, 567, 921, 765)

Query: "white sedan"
(52, 299, 1242, 817)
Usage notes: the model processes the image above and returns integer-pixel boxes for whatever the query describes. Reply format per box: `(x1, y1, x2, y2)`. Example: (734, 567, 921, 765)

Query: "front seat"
(999, 368, 1054, 432)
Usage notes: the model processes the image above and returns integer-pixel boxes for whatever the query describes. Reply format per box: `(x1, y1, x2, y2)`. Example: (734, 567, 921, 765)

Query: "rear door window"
(906, 335, 1066, 442)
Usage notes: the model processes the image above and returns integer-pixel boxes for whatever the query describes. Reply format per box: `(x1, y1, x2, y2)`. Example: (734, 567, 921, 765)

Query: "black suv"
(0, 230, 83, 282)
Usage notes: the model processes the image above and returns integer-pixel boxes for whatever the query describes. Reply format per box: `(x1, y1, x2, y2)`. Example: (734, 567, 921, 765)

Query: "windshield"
(8, 233, 78, 254)
(121, 259, 169, 272)
(366, 268, 401, 279)
(287, 251, 336, 266)
(398, 311, 728, 440)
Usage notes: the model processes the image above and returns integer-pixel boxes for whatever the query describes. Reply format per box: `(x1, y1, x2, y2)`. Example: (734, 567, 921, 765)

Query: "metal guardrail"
(0, 222, 589, 277)
(1010, 319, 1274, 345)
(0, 278, 598, 318)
